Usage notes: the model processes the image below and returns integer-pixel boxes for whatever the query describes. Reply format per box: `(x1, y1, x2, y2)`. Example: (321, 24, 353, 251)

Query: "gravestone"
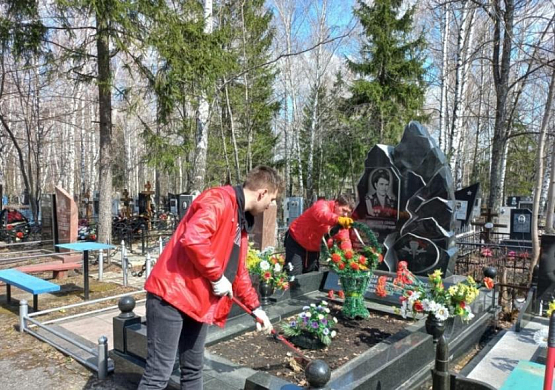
(40, 195, 54, 241)
(454, 183, 480, 226)
(252, 202, 277, 250)
(55, 186, 78, 245)
(353, 121, 456, 276)
(538, 234, 555, 300)
(510, 208, 532, 240)
(178, 194, 194, 220)
(285, 197, 304, 227)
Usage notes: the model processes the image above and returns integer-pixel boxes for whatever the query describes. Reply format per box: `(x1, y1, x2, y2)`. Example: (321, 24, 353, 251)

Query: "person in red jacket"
(285, 194, 354, 275)
(138, 166, 283, 390)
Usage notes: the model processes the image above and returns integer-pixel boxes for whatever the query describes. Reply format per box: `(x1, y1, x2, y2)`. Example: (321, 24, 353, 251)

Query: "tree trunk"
(487, 0, 514, 212)
(190, 0, 213, 192)
(96, 9, 113, 244)
(530, 66, 555, 279)
(438, 4, 450, 154)
(545, 141, 555, 234)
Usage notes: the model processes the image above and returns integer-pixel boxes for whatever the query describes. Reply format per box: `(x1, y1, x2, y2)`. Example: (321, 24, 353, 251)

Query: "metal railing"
(19, 290, 146, 379)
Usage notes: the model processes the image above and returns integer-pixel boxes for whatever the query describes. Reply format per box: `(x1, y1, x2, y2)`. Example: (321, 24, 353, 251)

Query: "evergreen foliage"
(347, 0, 428, 144)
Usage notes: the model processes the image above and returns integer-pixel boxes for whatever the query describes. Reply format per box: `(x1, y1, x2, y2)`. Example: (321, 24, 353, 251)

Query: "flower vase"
(339, 273, 371, 319)
(259, 281, 275, 306)
(289, 331, 326, 350)
(425, 313, 446, 344)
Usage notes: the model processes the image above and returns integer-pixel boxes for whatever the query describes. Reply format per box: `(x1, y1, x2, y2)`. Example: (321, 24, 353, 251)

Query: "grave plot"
(207, 303, 409, 386)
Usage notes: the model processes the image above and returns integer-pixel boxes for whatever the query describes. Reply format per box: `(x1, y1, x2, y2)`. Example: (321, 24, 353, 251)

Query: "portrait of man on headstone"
(365, 168, 398, 219)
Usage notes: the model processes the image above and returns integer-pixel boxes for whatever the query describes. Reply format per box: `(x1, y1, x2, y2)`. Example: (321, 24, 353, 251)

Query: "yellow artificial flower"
(547, 300, 555, 317)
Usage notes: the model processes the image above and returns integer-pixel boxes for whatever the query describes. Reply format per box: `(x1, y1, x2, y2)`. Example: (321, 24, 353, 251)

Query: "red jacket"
(289, 200, 339, 252)
(145, 186, 260, 327)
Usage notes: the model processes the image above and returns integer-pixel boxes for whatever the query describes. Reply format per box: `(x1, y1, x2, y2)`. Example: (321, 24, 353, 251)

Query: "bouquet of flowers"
(322, 221, 383, 276)
(377, 261, 494, 322)
(246, 245, 291, 290)
(281, 300, 338, 346)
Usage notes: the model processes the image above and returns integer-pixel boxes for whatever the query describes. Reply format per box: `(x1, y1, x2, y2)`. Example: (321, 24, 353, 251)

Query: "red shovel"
(230, 296, 310, 364)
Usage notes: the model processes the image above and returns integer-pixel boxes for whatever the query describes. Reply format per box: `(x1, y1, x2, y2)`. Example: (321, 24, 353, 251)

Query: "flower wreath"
(320, 221, 383, 274)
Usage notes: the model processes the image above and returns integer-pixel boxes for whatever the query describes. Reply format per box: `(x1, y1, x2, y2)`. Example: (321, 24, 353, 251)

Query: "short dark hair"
(243, 166, 284, 193)
(335, 193, 355, 210)
(372, 169, 390, 189)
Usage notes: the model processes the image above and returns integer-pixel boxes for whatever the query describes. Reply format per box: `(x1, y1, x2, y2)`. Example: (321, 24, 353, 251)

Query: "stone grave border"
(110, 271, 496, 390)
(18, 289, 146, 379)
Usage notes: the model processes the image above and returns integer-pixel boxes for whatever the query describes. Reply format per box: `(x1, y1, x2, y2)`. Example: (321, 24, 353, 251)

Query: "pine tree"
(348, 0, 427, 144)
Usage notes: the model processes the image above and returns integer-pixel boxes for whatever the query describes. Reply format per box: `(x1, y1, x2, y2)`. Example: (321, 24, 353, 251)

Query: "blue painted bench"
(0, 269, 60, 311)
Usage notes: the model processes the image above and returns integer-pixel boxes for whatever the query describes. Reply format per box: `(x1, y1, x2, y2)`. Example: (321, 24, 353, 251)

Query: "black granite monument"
(353, 121, 457, 276)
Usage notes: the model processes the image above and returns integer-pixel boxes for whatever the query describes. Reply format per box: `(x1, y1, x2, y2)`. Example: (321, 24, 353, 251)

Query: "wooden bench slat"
(16, 262, 82, 273)
(0, 269, 60, 294)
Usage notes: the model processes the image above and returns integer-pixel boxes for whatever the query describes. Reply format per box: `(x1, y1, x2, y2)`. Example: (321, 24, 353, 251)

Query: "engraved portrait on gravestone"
(365, 168, 399, 220)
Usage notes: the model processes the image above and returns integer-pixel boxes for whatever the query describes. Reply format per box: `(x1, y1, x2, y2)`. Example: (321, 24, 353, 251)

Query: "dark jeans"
(138, 293, 208, 390)
(284, 231, 320, 276)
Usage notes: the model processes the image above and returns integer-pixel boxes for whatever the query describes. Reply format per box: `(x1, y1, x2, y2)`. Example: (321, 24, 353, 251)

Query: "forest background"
(1, 0, 554, 264)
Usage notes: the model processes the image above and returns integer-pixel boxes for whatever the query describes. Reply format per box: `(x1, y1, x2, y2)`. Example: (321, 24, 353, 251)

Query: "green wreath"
(320, 221, 382, 275)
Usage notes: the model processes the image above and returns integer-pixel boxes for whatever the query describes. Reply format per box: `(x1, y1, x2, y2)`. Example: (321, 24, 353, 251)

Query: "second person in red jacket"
(285, 194, 355, 275)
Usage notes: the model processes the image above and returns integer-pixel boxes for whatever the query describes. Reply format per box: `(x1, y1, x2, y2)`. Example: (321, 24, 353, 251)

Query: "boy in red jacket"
(139, 166, 283, 390)
(285, 194, 354, 275)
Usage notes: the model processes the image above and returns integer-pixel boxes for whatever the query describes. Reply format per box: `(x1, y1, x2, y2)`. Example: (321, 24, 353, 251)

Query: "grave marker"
(510, 208, 532, 241)
(55, 186, 78, 245)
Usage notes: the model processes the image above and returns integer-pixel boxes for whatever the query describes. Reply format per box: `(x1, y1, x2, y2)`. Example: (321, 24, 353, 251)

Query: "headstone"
(40, 195, 54, 241)
(537, 234, 555, 300)
(252, 202, 277, 250)
(93, 191, 100, 218)
(284, 197, 304, 227)
(507, 196, 520, 207)
(178, 194, 194, 220)
(510, 208, 532, 240)
(497, 207, 513, 235)
(55, 186, 78, 244)
(353, 121, 457, 276)
(453, 183, 480, 226)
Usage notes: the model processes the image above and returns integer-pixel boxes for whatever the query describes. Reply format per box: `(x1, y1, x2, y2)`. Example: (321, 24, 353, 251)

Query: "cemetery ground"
(0, 265, 143, 390)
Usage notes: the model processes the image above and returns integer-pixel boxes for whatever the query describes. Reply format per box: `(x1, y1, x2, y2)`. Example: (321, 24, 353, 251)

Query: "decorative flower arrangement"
(281, 300, 338, 346)
(322, 222, 383, 276)
(246, 245, 291, 290)
(546, 300, 555, 317)
(377, 261, 495, 322)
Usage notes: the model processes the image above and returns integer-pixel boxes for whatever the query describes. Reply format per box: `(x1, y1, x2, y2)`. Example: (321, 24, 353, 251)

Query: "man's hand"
(211, 276, 233, 297)
(337, 216, 353, 228)
(252, 308, 273, 334)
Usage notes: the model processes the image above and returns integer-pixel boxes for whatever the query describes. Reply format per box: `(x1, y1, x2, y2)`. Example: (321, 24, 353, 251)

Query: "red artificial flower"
(480, 248, 493, 258)
(359, 255, 367, 265)
(328, 290, 335, 299)
(327, 238, 334, 248)
(459, 301, 466, 309)
(263, 271, 272, 280)
(338, 262, 346, 270)
(350, 262, 360, 271)
(331, 253, 342, 263)
(340, 240, 352, 250)
(398, 261, 409, 270)
(414, 301, 424, 312)
(483, 277, 494, 289)
(16, 231, 24, 239)
(375, 276, 388, 298)
(378, 254, 384, 263)
(338, 290, 345, 299)
(344, 250, 354, 260)
(508, 251, 516, 258)
(519, 252, 530, 259)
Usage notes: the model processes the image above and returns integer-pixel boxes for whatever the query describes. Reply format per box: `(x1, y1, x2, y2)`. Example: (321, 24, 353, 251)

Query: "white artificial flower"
(434, 305, 449, 321)
(318, 314, 325, 320)
(421, 299, 432, 312)
(260, 261, 270, 271)
(331, 330, 337, 338)
(310, 303, 316, 308)
(400, 301, 409, 319)
(287, 263, 294, 271)
(333, 317, 338, 323)
(324, 308, 330, 313)
(321, 301, 328, 306)
(305, 312, 312, 318)
(466, 312, 475, 321)
(274, 263, 282, 272)
(408, 291, 421, 304)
